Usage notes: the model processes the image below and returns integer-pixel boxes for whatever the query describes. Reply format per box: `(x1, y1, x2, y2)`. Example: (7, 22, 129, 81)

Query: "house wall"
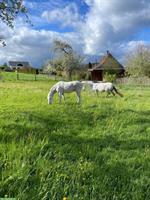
(91, 70, 103, 81)
(91, 69, 125, 81)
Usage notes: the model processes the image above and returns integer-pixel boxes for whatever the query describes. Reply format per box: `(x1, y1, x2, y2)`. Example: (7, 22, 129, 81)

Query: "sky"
(0, 0, 150, 67)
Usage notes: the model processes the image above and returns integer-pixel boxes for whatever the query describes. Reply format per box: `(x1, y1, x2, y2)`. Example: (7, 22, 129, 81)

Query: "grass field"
(0, 72, 150, 200)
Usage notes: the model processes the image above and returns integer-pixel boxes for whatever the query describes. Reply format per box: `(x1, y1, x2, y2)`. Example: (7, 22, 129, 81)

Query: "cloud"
(42, 3, 82, 28)
(82, 0, 150, 55)
(0, 24, 82, 67)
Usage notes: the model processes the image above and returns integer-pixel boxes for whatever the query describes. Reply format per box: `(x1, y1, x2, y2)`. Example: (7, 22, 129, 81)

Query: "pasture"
(0, 72, 150, 200)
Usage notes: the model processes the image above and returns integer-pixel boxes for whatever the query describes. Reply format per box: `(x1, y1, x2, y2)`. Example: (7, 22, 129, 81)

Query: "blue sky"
(0, 0, 150, 67)
(26, 0, 89, 32)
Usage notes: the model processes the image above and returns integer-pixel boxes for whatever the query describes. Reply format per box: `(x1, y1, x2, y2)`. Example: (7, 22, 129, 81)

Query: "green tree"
(49, 39, 83, 80)
(0, 62, 8, 71)
(126, 44, 150, 77)
(43, 59, 62, 75)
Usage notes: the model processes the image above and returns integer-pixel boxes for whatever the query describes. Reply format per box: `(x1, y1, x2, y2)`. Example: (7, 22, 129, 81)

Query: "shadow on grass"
(0, 106, 150, 199)
(0, 105, 150, 151)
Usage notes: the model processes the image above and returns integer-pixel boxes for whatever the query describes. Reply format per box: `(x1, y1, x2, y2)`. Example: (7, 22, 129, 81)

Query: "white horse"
(47, 81, 83, 104)
(82, 81, 123, 97)
(92, 82, 123, 97)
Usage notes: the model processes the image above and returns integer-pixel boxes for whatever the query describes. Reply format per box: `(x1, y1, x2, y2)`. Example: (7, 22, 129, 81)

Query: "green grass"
(0, 72, 150, 200)
(0, 71, 52, 82)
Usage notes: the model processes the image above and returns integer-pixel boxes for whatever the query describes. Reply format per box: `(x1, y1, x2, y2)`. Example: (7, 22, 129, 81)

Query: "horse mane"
(47, 84, 56, 100)
(50, 85, 57, 95)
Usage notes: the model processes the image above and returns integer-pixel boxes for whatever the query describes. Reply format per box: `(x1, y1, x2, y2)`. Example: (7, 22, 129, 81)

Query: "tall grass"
(0, 72, 150, 199)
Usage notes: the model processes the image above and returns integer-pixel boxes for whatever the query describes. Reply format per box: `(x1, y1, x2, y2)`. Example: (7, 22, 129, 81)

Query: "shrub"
(103, 73, 117, 82)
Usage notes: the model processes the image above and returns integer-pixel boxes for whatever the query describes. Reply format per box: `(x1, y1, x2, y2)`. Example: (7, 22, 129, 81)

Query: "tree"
(53, 39, 73, 55)
(43, 59, 62, 75)
(49, 39, 83, 80)
(0, 0, 28, 45)
(126, 44, 150, 77)
(0, 62, 7, 68)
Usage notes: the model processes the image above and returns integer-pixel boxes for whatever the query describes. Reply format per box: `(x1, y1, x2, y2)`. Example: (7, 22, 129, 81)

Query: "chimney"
(107, 50, 110, 55)
(88, 62, 92, 69)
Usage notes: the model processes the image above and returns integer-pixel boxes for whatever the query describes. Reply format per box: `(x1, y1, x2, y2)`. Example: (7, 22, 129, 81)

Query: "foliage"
(103, 72, 117, 82)
(125, 44, 150, 77)
(53, 39, 73, 55)
(0, 0, 28, 28)
(0, 72, 150, 199)
(61, 53, 83, 79)
(43, 58, 64, 76)
(0, 62, 8, 69)
(0, 0, 28, 45)
(50, 39, 84, 80)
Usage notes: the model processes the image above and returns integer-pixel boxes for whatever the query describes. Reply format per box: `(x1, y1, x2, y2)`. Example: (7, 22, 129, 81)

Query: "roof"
(9, 61, 30, 67)
(89, 51, 124, 71)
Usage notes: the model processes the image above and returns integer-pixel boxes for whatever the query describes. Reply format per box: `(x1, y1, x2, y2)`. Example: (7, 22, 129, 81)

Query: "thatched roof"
(89, 51, 124, 71)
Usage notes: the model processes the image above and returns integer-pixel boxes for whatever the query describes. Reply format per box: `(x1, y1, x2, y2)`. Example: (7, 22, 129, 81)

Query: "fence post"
(16, 68, 19, 80)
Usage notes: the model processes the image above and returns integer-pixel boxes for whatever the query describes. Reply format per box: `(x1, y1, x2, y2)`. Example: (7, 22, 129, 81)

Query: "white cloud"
(42, 3, 82, 28)
(82, 0, 150, 55)
(0, 24, 82, 67)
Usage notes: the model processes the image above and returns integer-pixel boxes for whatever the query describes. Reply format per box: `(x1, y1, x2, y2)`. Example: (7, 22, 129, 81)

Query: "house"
(8, 61, 31, 70)
(8, 61, 38, 74)
(89, 51, 125, 81)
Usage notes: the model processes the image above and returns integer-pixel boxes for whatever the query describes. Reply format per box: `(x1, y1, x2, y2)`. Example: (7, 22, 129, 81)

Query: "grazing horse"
(82, 81, 123, 97)
(47, 81, 83, 104)
(92, 82, 123, 97)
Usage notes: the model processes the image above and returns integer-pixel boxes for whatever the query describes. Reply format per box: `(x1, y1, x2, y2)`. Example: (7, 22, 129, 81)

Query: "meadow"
(0, 72, 150, 200)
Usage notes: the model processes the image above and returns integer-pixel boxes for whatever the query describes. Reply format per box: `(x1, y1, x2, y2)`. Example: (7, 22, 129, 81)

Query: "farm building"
(8, 61, 38, 74)
(89, 51, 125, 81)
(8, 61, 31, 70)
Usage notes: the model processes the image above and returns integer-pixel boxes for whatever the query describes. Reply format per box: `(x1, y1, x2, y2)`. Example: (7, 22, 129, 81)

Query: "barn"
(89, 51, 125, 81)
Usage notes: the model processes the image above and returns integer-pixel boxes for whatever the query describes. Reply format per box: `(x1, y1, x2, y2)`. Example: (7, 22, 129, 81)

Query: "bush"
(103, 73, 117, 82)
(71, 70, 88, 80)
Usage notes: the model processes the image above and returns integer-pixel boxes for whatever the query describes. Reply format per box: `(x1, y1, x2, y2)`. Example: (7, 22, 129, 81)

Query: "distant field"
(0, 72, 150, 200)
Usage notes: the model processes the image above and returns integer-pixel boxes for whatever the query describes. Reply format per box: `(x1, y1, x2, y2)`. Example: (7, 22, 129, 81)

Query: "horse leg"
(106, 91, 111, 97)
(76, 90, 81, 104)
(58, 92, 62, 104)
(82, 85, 85, 91)
(111, 90, 115, 96)
(62, 93, 65, 102)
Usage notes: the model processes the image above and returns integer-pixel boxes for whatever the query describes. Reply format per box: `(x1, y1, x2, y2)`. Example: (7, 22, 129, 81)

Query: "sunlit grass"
(0, 72, 150, 199)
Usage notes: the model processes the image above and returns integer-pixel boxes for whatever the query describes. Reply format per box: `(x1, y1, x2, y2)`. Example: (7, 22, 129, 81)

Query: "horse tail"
(113, 86, 123, 97)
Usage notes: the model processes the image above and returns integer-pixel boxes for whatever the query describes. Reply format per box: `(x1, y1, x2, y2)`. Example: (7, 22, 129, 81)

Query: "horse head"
(47, 86, 56, 104)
